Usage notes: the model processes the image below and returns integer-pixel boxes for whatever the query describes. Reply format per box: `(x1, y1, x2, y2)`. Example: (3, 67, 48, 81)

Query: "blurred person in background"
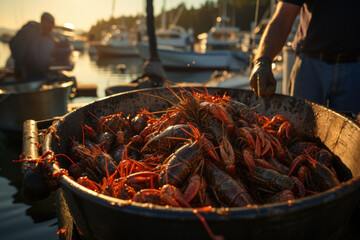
(249, 0, 360, 117)
(10, 12, 55, 80)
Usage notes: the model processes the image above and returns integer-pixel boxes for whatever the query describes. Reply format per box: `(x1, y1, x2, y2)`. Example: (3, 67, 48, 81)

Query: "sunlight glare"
(64, 22, 75, 30)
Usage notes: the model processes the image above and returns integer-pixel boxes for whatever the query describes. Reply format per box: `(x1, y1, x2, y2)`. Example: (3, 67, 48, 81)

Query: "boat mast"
(171, 4, 185, 26)
(111, 0, 116, 19)
(251, 0, 260, 57)
(161, 0, 166, 29)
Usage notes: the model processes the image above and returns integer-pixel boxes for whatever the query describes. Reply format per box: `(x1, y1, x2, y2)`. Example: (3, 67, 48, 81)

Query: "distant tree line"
(88, 0, 270, 41)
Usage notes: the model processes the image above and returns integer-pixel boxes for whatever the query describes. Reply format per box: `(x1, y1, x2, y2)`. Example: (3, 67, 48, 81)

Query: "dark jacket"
(10, 21, 55, 79)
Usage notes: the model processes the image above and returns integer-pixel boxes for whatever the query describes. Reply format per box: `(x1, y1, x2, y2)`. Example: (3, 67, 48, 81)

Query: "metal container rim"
(44, 86, 360, 220)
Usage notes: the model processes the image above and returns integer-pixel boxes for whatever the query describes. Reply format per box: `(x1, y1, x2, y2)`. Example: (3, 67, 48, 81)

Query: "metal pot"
(0, 71, 75, 131)
(38, 87, 360, 240)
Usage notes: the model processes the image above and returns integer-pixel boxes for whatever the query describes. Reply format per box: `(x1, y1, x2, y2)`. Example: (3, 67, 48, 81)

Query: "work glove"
(249, 57, 276, 97)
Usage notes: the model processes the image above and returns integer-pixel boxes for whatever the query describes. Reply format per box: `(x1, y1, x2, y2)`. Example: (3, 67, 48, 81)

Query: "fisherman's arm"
(255, 1, 301, 61)
(249, 2, 300, 97)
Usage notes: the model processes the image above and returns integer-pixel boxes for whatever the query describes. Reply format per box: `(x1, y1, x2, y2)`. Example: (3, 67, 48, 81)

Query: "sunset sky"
(0, 0, 211, 31)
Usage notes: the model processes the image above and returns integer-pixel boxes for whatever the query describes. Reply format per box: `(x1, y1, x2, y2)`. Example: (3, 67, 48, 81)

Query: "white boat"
(156, 24, 193, 51)
(195, 18, 250, 67)
(139, 24, 194, 52)
(136, 42, 246, 71)
(136, 21, 248, 71)
(197, 17, 250, 63)
(142, 2, 194, 51)
(93, 25, 138, 57)
(198, 22, 242, 52)
(196, 4, 251, 64)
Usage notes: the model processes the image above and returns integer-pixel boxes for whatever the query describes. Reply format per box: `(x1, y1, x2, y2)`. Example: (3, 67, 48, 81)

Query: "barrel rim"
(44, 86, 360, 219)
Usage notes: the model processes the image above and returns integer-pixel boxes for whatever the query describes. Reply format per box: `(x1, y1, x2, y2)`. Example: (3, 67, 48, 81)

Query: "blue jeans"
(288, 54, 360, 116)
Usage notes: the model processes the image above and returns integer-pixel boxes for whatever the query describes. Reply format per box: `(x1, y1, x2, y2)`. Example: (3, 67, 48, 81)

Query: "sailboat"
(93, 24, 139, 57)
(136, 1, 248, 71)
(91, 0, 140, 57)
(196, 0, 250, 64)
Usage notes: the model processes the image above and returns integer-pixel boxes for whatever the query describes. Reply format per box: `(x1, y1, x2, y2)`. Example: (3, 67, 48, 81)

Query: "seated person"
(10, 12, 56, 80)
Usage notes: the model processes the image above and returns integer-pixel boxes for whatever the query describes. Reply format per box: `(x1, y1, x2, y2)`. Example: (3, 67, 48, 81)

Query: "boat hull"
(0, 73, 75, 131)
(136, 43, 246, 71)
(40, 87, 360, 240)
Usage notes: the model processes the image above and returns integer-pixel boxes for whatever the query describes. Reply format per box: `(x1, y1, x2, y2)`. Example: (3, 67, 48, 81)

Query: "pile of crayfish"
(66, 89, 340, 208)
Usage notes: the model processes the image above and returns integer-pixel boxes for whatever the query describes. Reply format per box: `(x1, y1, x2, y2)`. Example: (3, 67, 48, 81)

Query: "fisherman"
(249, 0, 360, 116)
(10, 12, 56, 80)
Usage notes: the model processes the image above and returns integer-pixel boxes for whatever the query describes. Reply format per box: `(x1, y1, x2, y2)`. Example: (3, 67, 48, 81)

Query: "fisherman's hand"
(249, 57, 276, 97)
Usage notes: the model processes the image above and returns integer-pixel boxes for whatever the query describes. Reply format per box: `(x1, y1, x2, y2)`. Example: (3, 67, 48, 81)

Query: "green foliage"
(88, 16, 141, 41)
(88, 0, 270, 41)
(233, 0, 269, 8)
